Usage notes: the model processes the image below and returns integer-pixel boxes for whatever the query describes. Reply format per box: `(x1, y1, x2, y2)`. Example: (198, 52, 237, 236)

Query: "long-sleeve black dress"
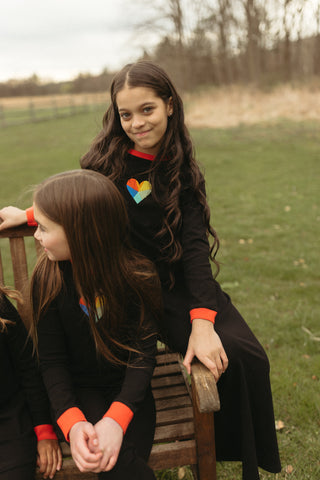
(36, 261, 158, 480)
(113, 149, 281, 480)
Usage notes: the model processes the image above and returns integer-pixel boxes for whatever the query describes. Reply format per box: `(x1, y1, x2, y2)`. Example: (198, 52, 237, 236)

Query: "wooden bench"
(0, 225, 220, 480)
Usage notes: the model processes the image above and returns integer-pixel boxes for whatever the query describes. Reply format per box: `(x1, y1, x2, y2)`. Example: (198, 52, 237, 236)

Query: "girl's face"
(116, 86, 173, 156)
(33, 203, 71, 262)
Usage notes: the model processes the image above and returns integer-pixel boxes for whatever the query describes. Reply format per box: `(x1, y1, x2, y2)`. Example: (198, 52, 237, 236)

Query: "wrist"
(192, 318, 215, 331)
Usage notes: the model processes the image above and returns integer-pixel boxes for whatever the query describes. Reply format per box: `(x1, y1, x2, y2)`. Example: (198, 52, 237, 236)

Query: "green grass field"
(0, 113, 319, 479)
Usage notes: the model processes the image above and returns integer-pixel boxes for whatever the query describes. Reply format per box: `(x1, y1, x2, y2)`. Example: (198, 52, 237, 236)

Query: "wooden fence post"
(0, 105, 6, 128)
(29, 100, 36, 122)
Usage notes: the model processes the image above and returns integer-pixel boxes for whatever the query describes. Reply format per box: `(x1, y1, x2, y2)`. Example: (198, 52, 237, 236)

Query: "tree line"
(137, 0, 320, 89)
(1, 0, 319, 97)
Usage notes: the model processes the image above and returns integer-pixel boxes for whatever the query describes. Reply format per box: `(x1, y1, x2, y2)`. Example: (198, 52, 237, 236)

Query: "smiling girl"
(0, 61, 281, 479)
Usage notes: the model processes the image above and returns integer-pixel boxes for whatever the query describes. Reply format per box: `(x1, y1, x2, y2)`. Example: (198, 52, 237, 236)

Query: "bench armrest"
(191, 361, 220, 413)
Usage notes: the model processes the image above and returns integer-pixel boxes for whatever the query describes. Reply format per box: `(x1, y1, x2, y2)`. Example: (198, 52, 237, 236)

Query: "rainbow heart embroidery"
(79, 297, 104, 323)
(126, 178, 152, 204)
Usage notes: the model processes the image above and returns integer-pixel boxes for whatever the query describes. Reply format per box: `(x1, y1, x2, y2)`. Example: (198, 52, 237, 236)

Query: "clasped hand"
(69, 417, 123, 473)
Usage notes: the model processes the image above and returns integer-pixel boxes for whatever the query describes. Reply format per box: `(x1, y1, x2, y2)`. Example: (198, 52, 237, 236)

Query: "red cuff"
(190, 308, 217, 324)
(26, 206, 37, 226)
(34, 424, 58, 441)
(103, 402, 134, 434)
(57, 407, 87, 442)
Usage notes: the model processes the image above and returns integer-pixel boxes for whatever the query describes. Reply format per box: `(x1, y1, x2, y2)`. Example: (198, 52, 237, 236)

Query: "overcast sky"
(0, 0, 157, 82)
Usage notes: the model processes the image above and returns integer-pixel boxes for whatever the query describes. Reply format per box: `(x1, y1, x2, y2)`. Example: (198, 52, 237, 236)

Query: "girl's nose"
(132, 115, 145, 129)
(34, 227, 40, 241)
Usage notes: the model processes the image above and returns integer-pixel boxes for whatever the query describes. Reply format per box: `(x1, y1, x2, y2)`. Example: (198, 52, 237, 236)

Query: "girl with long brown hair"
(0, 285, 61, 480)
(29, 170, 160, 479)
(1, 61, 280, 479)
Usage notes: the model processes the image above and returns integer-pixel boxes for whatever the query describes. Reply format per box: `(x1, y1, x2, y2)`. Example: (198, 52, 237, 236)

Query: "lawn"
(0, 114, 319, 479)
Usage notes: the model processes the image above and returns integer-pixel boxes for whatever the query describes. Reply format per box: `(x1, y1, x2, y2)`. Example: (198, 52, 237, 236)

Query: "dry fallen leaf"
(275, 420, 285, 430)
(285, 464, 294, 474)
(178, 467, 186, 479)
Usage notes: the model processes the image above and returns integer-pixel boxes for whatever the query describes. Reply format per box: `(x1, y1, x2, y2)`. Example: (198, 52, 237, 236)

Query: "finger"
(197, 355, 221, 381)
(48, 450, 58, 479)
(57, 447, 63, 471)
(104, 453, 118, 472)
(214, 353, 225, 376)
(88, 434, 100, 453)
(183, 350, 194, 374)
(73, 453, 102, 473)
(220, 349, 229, 371)
(43, 451, 52, 479)
(37, 450, 47, 474)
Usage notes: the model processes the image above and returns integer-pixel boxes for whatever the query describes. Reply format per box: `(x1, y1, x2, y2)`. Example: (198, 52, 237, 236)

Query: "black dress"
(0, 294, 53, 479)
(36, 262, 158, 480)
(113, 149, 281, 480)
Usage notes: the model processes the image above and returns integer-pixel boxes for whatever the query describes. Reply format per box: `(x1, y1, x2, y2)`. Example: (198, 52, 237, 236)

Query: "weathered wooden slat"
(149, 440, 197, 470)
(192, 374, 217, 480)
(153, 421, 194, 443)
(191, 362, 220, 413)
(153, 362, 182, 376)
(35, 457, 97, 479)
(155, 394, 192, 411)
(9, 237, 29, 293)
(152, 384, 188, 400)
(156, 406, 193, 426)
(156, 352, 181, 365)
(151, 374, 184, 389)
(0, 225, 36, 239)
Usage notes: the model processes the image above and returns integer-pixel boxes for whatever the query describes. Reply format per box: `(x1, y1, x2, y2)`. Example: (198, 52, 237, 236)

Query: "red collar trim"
(128, 149, 155, 161)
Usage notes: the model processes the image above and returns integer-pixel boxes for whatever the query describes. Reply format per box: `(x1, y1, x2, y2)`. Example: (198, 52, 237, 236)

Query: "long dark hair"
(0, 285, 22, 331)
(81, 61, 219, 274)
(30, 170, 160, 364)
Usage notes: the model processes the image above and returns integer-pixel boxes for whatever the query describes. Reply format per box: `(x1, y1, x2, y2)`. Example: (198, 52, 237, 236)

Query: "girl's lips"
(135, 130, 151, 138)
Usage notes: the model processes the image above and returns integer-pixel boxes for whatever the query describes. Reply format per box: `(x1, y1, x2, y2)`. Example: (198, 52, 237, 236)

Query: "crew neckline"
(128, 149, 155, 161)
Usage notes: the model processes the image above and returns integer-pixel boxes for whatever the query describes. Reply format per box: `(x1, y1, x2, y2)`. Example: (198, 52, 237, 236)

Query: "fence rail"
(0, 93, 108, 128)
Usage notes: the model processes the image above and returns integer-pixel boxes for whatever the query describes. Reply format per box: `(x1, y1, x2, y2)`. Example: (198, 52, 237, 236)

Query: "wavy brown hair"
(80, 61, 219, 275)
(0, 285, 22, 331)
(30, 170, 161, 364)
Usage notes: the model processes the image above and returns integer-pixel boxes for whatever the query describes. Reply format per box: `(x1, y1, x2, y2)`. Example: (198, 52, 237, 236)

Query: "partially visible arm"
(179, 182, 228, 380)
(37, 298, 102, 472)
(0, 206, 28, 230)
(102, 313, 158, 432)
(4, 295, 62, 478)
(94, 312, 158, 471)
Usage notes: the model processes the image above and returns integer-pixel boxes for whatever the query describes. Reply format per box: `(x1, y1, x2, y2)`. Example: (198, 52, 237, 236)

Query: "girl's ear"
(167, 97, 173, 117)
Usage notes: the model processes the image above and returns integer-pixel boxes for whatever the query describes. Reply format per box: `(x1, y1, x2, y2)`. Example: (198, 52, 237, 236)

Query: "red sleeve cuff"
(26, 206, 37, 226)
(34, 424, 58, 441)
(57, 407, 87, 442)
(103, 402, 134, 434)
(190, 308, 217, 324)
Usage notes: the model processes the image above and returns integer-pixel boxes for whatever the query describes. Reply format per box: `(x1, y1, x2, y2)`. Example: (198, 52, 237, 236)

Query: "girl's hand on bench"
(37, 438, 62, 479)
(0, 206, 27, 230)
(183, 318, 229, 382)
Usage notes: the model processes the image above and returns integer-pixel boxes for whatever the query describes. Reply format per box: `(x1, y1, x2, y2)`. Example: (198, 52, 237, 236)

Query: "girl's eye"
(120, 112, 130, 120)
(143, 106, 153, 113)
